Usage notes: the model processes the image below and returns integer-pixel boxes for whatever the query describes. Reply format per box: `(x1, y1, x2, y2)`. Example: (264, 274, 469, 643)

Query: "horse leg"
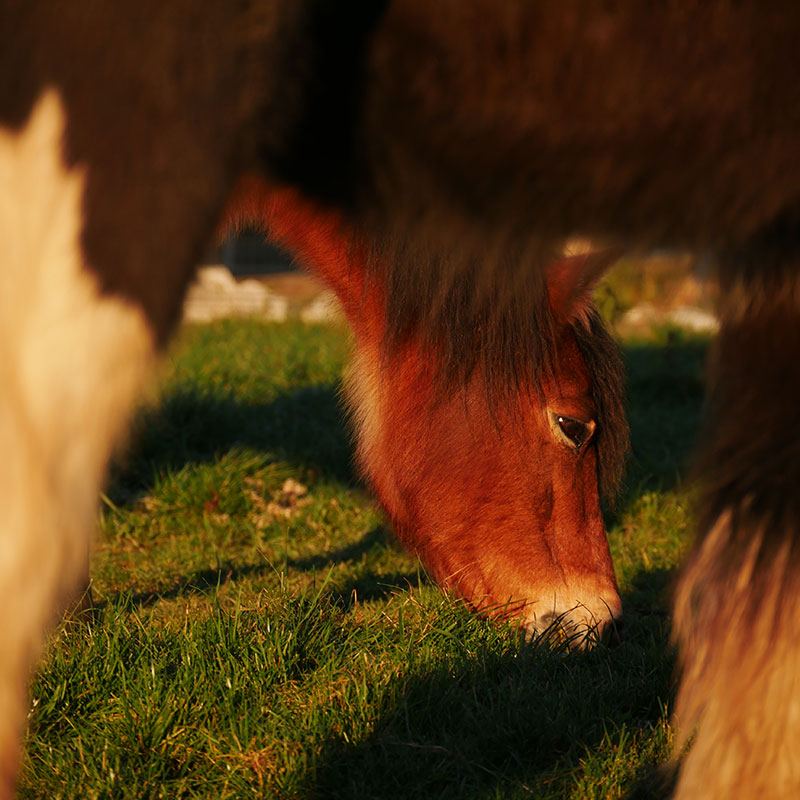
(673, 260, 800, 797)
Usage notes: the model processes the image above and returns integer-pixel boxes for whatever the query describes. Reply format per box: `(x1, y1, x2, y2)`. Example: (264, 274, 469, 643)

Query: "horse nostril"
(533, 608, 624, 649)
(538, 611, 559, 629)
(535, 611, 586, 648)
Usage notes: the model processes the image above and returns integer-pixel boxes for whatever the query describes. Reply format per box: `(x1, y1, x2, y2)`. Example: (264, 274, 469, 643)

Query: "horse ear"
(547, 246, 620, 324)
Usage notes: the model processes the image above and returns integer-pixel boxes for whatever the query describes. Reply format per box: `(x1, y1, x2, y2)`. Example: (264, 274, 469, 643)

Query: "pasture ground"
(20, 317, 707, 799)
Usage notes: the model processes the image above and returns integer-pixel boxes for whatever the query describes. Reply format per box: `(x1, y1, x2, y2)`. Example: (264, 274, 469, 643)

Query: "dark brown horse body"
(2, 2, 800, 797)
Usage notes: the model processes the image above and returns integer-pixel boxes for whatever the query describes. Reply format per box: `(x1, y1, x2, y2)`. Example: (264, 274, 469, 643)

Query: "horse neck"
(222, 178, 386, 340)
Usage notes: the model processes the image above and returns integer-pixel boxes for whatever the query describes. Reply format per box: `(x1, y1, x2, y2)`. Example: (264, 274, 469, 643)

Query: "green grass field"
(20, 319, 708, 799)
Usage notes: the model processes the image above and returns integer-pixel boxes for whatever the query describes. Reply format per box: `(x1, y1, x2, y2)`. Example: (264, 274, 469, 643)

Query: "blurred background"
(189, 230, 718, 337)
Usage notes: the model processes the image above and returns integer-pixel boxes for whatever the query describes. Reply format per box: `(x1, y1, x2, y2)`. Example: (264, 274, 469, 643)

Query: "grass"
(20, 318, 709, 799)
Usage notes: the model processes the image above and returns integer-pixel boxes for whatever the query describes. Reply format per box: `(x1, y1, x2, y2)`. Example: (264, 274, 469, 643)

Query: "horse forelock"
(368, 231, 558, 385)
(364, 232, 628, 502)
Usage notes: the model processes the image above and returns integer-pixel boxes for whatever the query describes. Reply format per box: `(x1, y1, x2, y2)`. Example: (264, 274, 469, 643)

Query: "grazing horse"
(3, 1, 800, 798)
(226, 182, 627, 637)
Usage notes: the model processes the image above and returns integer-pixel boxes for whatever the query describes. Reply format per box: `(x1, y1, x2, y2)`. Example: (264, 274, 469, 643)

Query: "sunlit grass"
(20, 319, 708, 799)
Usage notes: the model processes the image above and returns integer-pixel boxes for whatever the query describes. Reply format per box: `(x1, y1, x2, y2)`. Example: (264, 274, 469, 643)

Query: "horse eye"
(553, 414, 596, 450)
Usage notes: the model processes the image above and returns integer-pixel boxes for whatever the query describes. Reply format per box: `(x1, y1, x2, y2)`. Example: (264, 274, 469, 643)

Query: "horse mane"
(370, 234, 558, 390)
(573, 308, 629, 503)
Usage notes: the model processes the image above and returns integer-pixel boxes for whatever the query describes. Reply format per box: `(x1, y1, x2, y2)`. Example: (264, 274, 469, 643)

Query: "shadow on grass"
(99, 525, 426, 611)
(306, 567, 676, 800)
(605, 335, 708, 529)
(286, 525, 392, 571)
(108, 381, 357, 505)
(99, 330, 705, 796)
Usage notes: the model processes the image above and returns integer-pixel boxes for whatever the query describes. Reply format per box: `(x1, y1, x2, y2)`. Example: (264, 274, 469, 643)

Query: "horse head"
(249, 186, 628, 647)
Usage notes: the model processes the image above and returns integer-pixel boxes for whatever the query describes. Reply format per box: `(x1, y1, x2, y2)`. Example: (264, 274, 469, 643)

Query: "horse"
(228, 182, 627, 637)
(3, 1, 800, 797)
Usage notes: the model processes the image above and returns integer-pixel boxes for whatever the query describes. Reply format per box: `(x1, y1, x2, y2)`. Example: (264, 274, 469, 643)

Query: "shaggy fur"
(673, 260, 800, 798)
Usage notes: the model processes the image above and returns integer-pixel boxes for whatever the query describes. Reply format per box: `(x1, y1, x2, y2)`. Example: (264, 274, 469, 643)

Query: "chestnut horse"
(227, 183, 627, 638)
(3, 2, 800, 798)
